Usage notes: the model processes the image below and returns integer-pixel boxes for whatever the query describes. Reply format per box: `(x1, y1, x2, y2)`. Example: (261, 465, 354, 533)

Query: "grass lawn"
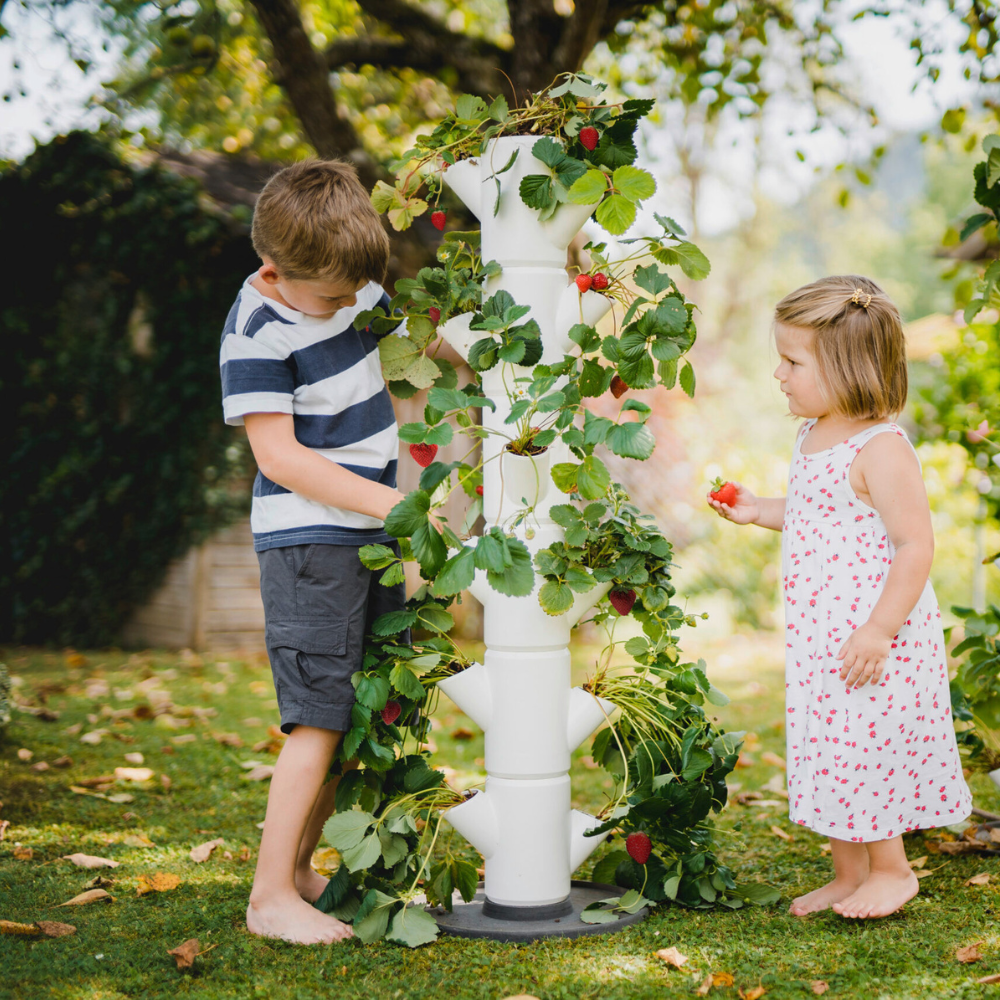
(2, 631, 999, 1000)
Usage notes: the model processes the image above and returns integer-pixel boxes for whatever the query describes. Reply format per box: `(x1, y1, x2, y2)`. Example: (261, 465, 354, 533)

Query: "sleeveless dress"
(782, 420, 972, 842)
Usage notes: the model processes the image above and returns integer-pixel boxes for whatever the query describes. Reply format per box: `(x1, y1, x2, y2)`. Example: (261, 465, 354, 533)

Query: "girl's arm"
(836, 433, 935, 689)
(707, 482, 786, 531)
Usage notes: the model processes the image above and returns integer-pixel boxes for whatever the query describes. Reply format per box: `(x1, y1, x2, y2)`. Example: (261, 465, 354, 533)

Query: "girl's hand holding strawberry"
(836, 622, 892, 690)
(706, 480, 761, 525)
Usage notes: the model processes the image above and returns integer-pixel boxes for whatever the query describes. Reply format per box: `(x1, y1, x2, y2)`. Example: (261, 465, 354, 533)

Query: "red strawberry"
(431, 210, 447, 231)
(409, 443, 438, 467)
(381, 700, 401, 725)
(591, 272, 609, 290)
(428, 307, 441, 324)
(475, 485, 484, 496)
(709, 477, 738, 507)
(609, 589, 636, 616)
(575, 274, 593, 293)
(610, 375, 628, 398)
(625, 831, 652, 865)
(579, 126, 600, 151)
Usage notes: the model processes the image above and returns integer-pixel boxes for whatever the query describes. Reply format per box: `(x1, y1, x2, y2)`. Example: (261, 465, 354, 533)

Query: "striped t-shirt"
(219, 274, 400, 552)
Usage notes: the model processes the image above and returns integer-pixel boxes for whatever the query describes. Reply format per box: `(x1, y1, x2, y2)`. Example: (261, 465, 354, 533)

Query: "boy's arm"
(837, 433, 935, 688)
(245, 412, 403, 522)
(707, 483, 786, 531)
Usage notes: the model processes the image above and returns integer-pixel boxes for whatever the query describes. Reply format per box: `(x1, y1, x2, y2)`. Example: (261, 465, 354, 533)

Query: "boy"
(219, 160, 406, 945)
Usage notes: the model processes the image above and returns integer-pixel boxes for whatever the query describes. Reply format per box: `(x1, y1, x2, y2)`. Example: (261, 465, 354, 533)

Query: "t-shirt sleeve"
(219, 332, 295, 426)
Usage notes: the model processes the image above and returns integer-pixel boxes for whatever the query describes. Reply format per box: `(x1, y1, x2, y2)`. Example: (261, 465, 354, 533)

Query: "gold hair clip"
(850, 288, 872, 309)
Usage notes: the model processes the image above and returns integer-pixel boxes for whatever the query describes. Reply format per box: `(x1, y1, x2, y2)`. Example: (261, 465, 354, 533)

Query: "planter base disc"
(431, 881, 648, 942)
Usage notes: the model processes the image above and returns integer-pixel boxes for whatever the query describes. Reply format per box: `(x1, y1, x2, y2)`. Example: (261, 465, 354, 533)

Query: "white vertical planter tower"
(434, 136, 621, 922)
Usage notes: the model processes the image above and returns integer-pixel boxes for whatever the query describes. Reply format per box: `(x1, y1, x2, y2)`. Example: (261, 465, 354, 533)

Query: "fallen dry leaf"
(735, 752, 756, 769)
(811, 983, 829, 996)
(123, 834, 155, 848)
(695, 974, 714, 997)
(123, 752, 145, 765)
(160, 775, 172, 790)
(84, 874, 116, 889)
(770, 825, 793, 842)
(977, 973, 1000, 985)
(243, 765, 275, 782)
(451, 727, 475, 741)
(137, 872, 181, 896)
(35, 921, 76, 938)
(915, 870, 936, 880)
(189, 838, 224, 863)
(211, 731, 244, 748)
(0, 920, 40, 936)
(908, 856, 928, 870)
(655, 946, 689, 969)
(75, 775, 116, 788)
(115, 767, 154, 782)
(13, 846, 33, 860)
(30, 761, 50, 773)
(62, 853, 120, 869)
(58, 888, 112, 906)
(80, 730, 108, 745)
(957, 942, 984, 964)
(713, 972, 735, 986)
(238, 845, 252, 862)
(740, 988, 767, 1000)
(166, 937, 216, 970)
(0, 820, 10, 841)
(966, 873, 991, 886)
(498, 996, 541, 1000)
(51, 756, 72, 768)
(935, 840, 979, 855)
(17, 748, 33, 761)
(760, 751, 786, 769)
(311, 847, 340, 875)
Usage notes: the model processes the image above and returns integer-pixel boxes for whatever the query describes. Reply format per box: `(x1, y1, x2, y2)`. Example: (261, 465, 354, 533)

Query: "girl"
(709, 275, 972, 920)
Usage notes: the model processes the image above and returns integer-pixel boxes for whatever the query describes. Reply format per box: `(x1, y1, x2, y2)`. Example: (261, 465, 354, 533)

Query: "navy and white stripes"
(220, 275, 401, 551)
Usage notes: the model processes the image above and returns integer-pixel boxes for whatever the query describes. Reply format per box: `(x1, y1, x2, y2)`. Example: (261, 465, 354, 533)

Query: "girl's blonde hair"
(774, 274, 907, 420)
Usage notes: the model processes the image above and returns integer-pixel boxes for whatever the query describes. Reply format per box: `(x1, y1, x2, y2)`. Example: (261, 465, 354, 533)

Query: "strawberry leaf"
(387, 905, 440, 948)
(567, 169, 608, 205)
(613, 165, 656, 202)
(539, 579, 574, 615)
(596, 194, 636, 235)
(431, 546, 477, 596)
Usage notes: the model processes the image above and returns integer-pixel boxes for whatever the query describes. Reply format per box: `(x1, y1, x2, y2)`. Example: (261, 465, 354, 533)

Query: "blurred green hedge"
(1, 132, 258, 646)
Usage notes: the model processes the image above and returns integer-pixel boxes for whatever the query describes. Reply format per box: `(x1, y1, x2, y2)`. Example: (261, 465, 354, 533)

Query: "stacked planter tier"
(432, 136, 646, 939)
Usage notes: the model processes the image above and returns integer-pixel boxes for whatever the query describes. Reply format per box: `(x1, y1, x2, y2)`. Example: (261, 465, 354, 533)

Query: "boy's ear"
(257, 260, 281, 285)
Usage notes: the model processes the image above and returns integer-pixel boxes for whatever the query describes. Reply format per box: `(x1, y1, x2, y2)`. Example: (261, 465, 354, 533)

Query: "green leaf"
(372, 609, 417, 635)
(532, 136, 566, 169)
(499, 339, 527, 364)
(353, 890, 397, 942)
(380, 562, 406, 588)
(567, 169, 608, 205)
(378, 830, 410, 868)
(679, 360, 696, 397)
(592, 850, 629, 886)
(576, 455, 610, 499)
(385, 491, 430, 537)
(568, 322, 602, 352)
(731, 883, 781, 906)
(613, 165, 656, 202)
(486, 537, 535, 596)
(681, 748, 714, 781)
(355, 673, 390, 710)
(452, 859, 480, 902)
(606, 422, 656, 460)
(322, 809, 375, 850)
(671, 242, 711, 280)
(431, 545, 477, 596)
(617, 352, 655, 388)
(474, 532, 509, 573)
(579, 906, 620, 924)
(633, 264, 671, 297)
(359, 543, 399, 570)
(616, 889, 650, 914)
(960, 213, 993, 242)
(520, 174, 555, 210)
(551, 462, 579, 493)
(539, 579, 574, 615)
(595, 194, 636, 235)
(379, 334, 422, 379)
(455, 94, 488, 121)
(411, 522, 447, 576)
(389, 662, 425, 701)
(579, 359, 613, 397)
(468, 338, 499, 371)
(488, 94, 510, 123)
(387, 906, 440, 948)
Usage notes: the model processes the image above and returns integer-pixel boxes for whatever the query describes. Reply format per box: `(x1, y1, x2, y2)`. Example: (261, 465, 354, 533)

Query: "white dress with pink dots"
(782, 420, 972, 842)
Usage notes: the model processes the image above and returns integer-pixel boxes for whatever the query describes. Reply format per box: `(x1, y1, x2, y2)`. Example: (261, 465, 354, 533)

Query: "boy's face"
(256, 260, 367, 319)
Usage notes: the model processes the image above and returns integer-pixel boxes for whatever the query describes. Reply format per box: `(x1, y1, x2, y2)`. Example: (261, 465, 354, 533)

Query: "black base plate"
(430, 881, 648, 942)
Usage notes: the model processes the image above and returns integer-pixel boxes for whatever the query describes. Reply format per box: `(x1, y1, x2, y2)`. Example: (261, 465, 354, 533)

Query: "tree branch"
(325, 0, 510, 99)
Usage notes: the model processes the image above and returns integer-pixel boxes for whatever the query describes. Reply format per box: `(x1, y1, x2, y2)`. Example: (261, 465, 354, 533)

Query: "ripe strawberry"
(575, 274, 593, 293)
(579, 126, 600, 151)
(609, 589, 636, 616)
(431, 210, 447, 231)
(409, 443, 438, 467)
(475, 485, 484, 496)
(625, 831, 652, 865)
(610, 375, 628, 398)
(381, 701, 402, 726)
(709, 477, 738, 507)
(428, 306, 441, 324)
(591, 272, 609, 290)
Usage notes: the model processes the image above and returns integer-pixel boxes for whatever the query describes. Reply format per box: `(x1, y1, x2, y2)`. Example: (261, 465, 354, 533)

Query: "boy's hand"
(706, 481, 760, 525)
(836, 622, 892, 689)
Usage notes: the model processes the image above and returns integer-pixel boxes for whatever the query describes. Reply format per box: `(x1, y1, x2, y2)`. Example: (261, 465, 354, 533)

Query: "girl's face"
(773, 323, 829, 418)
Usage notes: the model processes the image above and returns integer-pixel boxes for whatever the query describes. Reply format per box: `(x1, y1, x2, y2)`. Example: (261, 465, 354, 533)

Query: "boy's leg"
(788, 837, 869, 916)
(832, 835, 918, 919)
(294, 762, 358, 902)
(247, 725, 354, 943)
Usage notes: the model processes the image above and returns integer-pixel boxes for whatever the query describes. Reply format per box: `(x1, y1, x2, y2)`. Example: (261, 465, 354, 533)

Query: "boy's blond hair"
(774, 274, 907, 420)
(251, 159, 389, 285)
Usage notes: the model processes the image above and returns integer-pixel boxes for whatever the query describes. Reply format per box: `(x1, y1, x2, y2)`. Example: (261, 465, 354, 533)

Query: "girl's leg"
(832, 835, 918, 919)
(789, 838, 869, 916)
(247, 725, 354, 944)
(294, 761, 358, 902)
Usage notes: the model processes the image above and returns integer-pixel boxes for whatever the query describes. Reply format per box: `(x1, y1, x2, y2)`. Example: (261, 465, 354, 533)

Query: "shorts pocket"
(266, 619, 351, 702)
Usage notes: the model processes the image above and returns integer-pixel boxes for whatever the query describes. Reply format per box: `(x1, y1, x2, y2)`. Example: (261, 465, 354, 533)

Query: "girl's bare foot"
(789, 876, 867, 916)
(295, 866, 330, 904)
(246, 894, 353, 944)
(832, 869, 919, 919)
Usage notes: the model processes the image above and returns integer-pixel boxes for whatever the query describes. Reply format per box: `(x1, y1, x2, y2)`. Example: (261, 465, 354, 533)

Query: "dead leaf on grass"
(189, 838, 224, 863)
(238, 846, 252, 862)
(17, 748, 33, 761)
(735, 752, 756, 769)
(311, 847, 340, 875)
(811, 983, 829, 996)
(0, 920, 41, 936)
(760, 751, 786, 769)
(0, 820, 10, 841)
(770, 825, 793, 842)
(655, 946, 688, 969)
(451, 727, 475, 741)
(498, 996, 541, 1000)
(137, 873, 181, 896)
(51, 756, 72, 768)
(84, 875, 116, 889)
(75, 775, 116, 788)
(740, 988, 767, 1000)
(977, 973, 1000, 985)
(167, 938, 216, 969)
(957, 942, 984, 964)
(13, 846, 33, 860)
(713, 972, 735, 986)
(908, 856, 928, 869)
(58, 888, 113, 906)
(695, 974, 714, 996)
(935, 841, 979, 855)
(62, 853, 120, 869)
(35, 921, 76, 938)
(966, 873, 991, 886)
(123, 752, 144, 765)
(115, 767, 154, 782)
(123, 834, 155, 848)
(243, 765, 275, 781)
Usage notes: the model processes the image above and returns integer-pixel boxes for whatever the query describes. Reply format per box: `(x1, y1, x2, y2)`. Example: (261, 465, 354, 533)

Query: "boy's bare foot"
(789, 876, 867, 916)
(295, 866, 330, 904)
(246, 895, 353, 944)
(831, 869, 919, 919)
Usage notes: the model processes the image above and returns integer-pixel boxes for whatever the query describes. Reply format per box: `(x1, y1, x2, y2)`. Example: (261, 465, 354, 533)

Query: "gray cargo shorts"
(257, 542, 405, 734)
